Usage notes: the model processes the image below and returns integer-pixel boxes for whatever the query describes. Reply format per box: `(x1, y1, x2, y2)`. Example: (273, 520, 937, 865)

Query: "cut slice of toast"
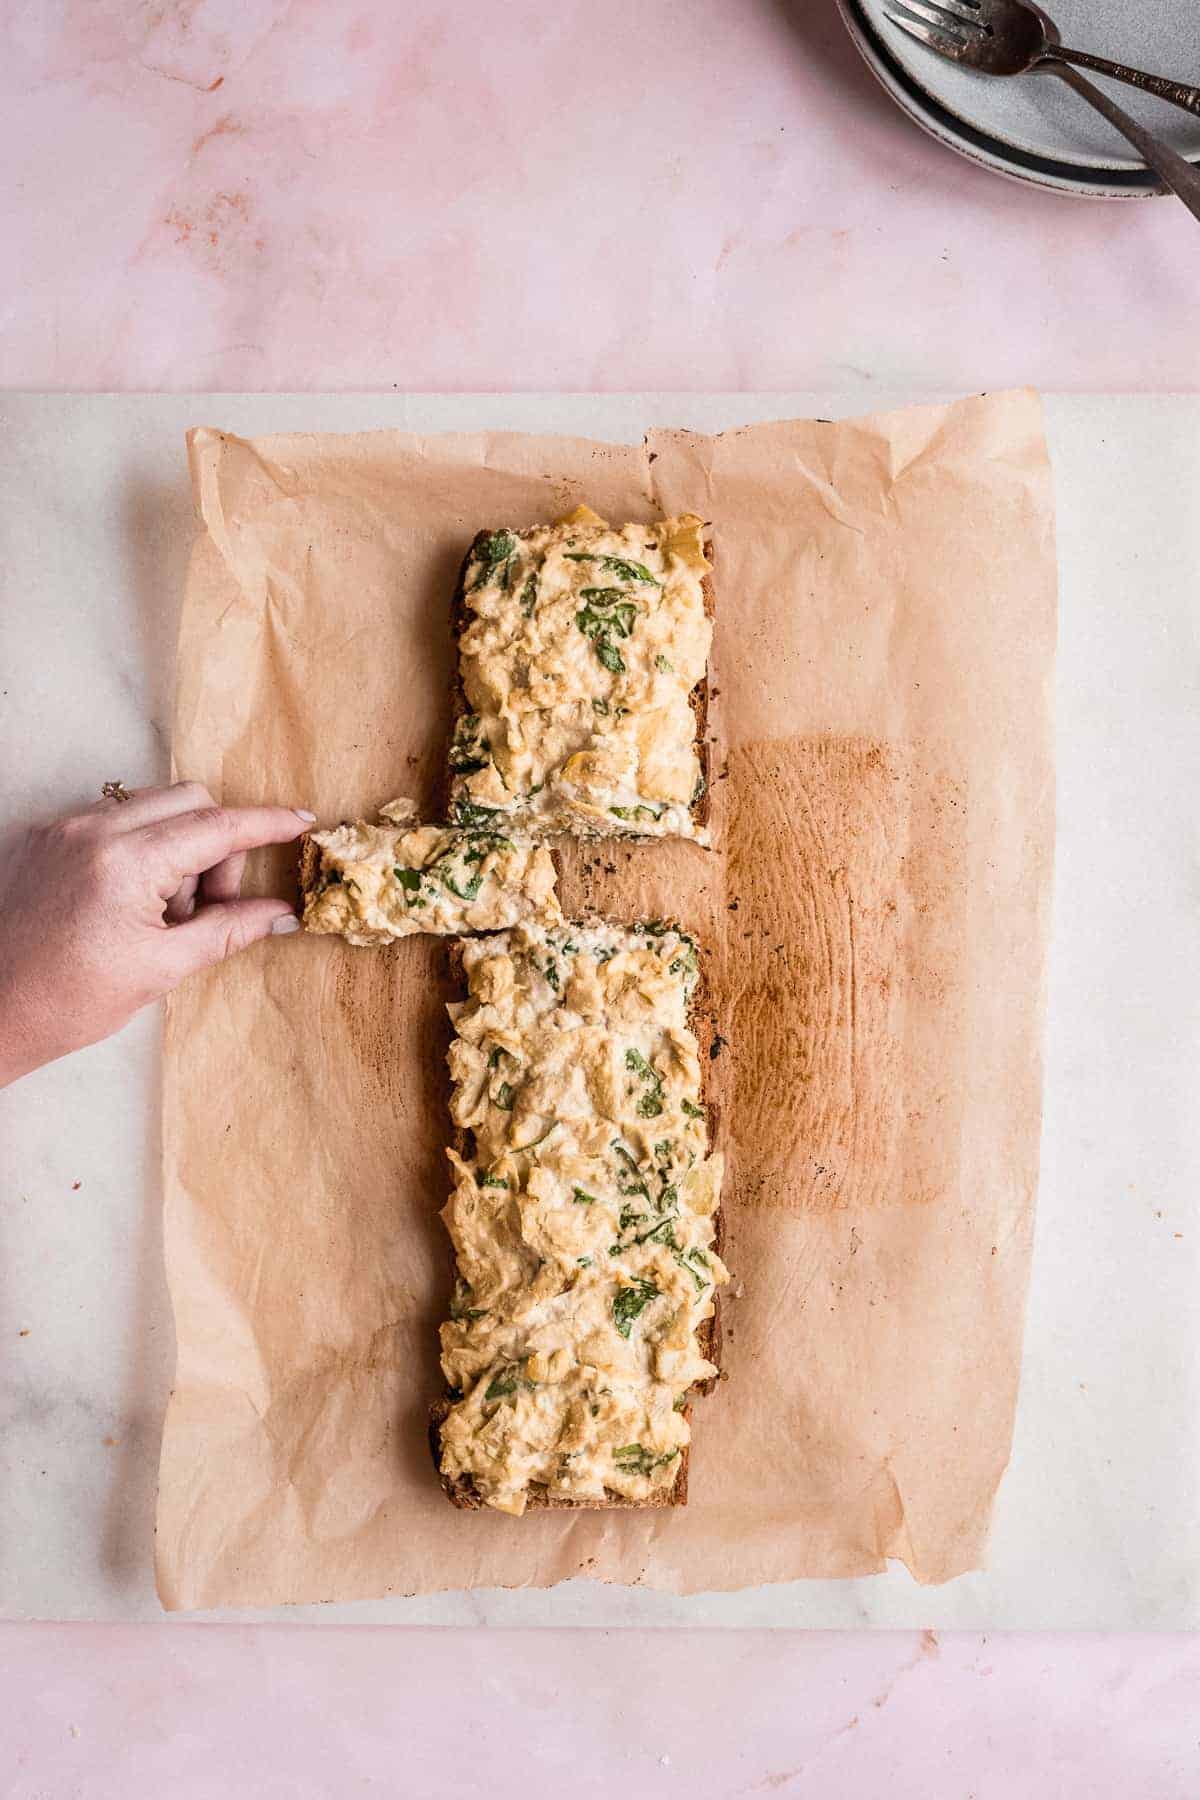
(428, 1392, 693, 1511)
(446, 516, 715, 842)
(432, 923, 725, 1513)
(298, 806, 561, 943)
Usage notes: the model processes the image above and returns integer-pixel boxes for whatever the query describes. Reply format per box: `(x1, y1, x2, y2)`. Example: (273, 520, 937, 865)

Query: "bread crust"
(432, 928, 723, 1512)
(298, 832, 321, 905)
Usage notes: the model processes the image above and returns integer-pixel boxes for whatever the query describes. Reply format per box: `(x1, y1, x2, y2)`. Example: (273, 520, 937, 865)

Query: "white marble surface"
(0, 393, 1197, 1626)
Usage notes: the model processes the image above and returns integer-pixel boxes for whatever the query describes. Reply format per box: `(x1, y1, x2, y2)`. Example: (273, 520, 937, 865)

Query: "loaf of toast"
(446, 509, 714, 842)
(431, 920, 726, 1515)
(297, 510, 728, 1518)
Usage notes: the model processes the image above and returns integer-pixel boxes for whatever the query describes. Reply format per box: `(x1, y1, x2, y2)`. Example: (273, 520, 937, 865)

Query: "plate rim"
(836, 0, 1195, 198)
(856, 0, 1200, 175)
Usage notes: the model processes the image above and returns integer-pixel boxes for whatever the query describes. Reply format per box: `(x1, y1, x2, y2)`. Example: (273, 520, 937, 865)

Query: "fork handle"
(1050, 66, 1200, 224)
(1049, 45, 1200, 119)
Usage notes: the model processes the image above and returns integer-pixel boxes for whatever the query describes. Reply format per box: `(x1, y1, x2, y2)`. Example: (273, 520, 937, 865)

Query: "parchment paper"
(158, 391, 1056, 1610)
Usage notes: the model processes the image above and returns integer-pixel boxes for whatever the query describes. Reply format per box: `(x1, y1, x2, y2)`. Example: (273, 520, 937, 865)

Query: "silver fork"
(884, 0, 1200, 218)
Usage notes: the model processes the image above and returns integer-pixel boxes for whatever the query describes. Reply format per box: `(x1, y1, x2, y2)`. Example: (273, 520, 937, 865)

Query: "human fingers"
(136, 805, 315, 894)
(159, 897, 301, 983)
(88, 781, 218, 832)
(164, 873, 200, 924)
(198, 850, 247, 906)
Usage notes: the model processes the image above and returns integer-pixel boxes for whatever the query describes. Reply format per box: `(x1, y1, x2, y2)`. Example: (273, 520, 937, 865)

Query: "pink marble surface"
(2, 1627, 1198, 1797)
(4, 0, 1199, 395)
(5, 0, 1200, 1789)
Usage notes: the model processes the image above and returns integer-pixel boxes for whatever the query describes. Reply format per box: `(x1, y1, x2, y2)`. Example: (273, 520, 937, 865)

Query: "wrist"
(0, 977, 66, 1089)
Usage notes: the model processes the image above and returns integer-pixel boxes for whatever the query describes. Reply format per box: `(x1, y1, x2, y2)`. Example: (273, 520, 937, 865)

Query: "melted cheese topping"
(450, 511, 712, 842)
(303, 801, 561, 944)
(438, 921, 729, 1514)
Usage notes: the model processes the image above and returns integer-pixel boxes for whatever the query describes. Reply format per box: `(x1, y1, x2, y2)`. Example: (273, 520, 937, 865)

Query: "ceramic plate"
(839, 0, 1200, 196)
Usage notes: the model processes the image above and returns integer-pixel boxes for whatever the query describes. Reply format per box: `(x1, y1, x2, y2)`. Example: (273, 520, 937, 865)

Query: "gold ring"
(101, 781, 132, 804)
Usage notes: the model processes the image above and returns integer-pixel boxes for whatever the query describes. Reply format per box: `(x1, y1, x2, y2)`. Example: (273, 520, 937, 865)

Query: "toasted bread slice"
(429, 1392, 692, 1511)
(446, 519, 714, 841)
(299, 808, 561, 943)
(432, 925, 724, 1512)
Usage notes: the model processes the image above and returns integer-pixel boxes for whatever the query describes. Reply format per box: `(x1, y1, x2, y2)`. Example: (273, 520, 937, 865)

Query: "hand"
(0, 783, 313, 1088)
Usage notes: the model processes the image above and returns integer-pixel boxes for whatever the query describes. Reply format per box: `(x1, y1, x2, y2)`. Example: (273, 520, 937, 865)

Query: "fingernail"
(271, 914, 302, 935)
(293, 809, 317, 823)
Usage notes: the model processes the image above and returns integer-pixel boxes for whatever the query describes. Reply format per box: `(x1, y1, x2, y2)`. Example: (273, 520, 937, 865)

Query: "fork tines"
(884, 0, 985, 58)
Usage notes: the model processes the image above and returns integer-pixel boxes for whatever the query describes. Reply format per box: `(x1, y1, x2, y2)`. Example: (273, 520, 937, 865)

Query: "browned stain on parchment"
(725, 736, 966, 1212)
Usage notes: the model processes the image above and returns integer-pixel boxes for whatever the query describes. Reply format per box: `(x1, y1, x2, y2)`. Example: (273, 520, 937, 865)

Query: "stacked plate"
(838, 0, 1200, 197)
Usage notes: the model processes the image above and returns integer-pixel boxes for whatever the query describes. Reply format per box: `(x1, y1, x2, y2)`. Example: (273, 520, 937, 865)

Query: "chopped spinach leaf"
(469, 529, 518, 593)
(519, 573, 538, 617)
(643, 1218, 678, 1249)
(612, 1278, 660, 1339)
(682, 1097, 705, 1119)
(611, 1141, 650, 1200)
(668, 938, 699, 981)
(625, 1047, 665, 1117)
(468, 832, 515, 857)
(655, 654, 674, 673)
(393, 866, 422, 892)
(578, 589, 638, 631)
(438, 857, 484, 902)
(484, 1361, 532, 1402)
(613, 1181, 679, 1251)
(674, 1246, 711, 1293)
(450, 799, 506, 829)
(495, 1082, 515, 1111)
(479, 1172, 508, 1189)
(564, 553, 661, 587)
(572, 1187, 597, 1206)
(448, 713, 490, 775)
(449, 1281, 489, 1325)
(576, 587, 639, 676)
(613, 1443, 677, 1476)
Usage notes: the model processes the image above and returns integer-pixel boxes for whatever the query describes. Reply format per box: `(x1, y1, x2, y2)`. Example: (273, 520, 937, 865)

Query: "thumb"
(165, 899, 301, 981)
